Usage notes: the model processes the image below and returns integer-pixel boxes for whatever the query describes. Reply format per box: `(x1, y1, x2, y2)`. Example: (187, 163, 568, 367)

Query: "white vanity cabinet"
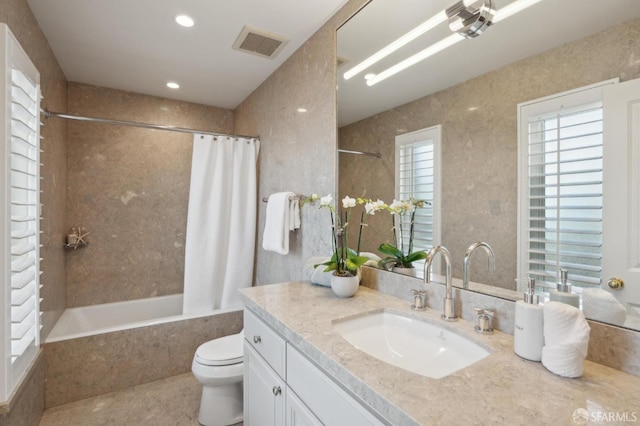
(244, 308, 388, 426)
(244, 309, 287, 425)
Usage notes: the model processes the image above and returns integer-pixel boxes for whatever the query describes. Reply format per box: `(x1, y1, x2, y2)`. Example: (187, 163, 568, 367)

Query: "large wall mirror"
(337, 0, 640, 331)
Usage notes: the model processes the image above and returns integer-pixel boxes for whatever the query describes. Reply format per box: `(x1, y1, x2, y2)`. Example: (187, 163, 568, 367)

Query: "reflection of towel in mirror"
(581, 288, 627, 326)
(303, 253, 381, 287)
(541, 301, 591, 378)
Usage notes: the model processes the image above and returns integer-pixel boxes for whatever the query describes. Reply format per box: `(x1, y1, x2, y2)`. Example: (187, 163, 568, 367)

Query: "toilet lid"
(195, 331, 244, 366)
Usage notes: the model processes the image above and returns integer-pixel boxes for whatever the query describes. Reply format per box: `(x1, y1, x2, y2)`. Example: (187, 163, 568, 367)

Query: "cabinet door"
(286, 388, 322, 426)
(244, 342, 285, 426)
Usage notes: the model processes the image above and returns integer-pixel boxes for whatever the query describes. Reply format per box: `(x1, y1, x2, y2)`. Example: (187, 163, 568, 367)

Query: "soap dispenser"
(549, 269, 580, 308)
(514, 278, 544, 361)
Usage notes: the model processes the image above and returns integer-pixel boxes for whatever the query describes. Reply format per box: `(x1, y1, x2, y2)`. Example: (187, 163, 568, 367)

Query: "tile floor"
(39, 373, 242, 426)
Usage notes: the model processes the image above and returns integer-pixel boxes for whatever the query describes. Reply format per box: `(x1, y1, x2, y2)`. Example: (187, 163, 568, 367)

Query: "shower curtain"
(183, 134, 260, 313)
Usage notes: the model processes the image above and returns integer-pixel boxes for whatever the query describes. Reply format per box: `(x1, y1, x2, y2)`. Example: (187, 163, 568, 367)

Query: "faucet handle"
(410, 289, 427, 311)
(473, 307, 495, 334)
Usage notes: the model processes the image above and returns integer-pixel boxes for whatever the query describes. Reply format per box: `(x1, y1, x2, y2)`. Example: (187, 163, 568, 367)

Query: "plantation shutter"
(396, 126, 441, 277)
(10, 66, 41, 361)
(1, 24, 41, 402)
(519, 83, 610, 290)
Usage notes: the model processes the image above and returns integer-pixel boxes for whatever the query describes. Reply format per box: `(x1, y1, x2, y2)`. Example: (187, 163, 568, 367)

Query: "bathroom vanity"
(241, 281, 640, 425)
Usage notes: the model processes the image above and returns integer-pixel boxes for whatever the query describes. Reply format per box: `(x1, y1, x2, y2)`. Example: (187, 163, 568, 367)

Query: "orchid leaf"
(378, 242, 404, 259)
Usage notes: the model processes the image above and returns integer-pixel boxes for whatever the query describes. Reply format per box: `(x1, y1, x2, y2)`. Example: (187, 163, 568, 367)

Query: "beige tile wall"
(233, 0, 369, 285)
(44, 310, 243, 408)
(340, 17, 640, 290)
(65, 83, 233, 307)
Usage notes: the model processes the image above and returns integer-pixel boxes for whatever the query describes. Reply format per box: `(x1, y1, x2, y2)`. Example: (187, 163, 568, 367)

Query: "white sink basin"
(333, 311, 490, 379)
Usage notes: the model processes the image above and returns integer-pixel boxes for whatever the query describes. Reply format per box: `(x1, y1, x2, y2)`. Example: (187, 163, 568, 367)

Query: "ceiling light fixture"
(366, 0, 543, 86)
(492, 0, 542, 23)
(166, 82, 180, 89)
(446, 0, 494, 38)
(175, 14, 195, 28)
(342, 10, 448, 81)
(366, 34, 464, 86)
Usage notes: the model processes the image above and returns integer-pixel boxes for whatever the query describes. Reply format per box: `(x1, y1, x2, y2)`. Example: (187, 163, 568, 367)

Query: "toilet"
(192, 330, 244, 426)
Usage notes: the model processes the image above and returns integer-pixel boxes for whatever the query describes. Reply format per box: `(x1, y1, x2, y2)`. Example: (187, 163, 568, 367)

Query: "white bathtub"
(45, 293, 242, 343)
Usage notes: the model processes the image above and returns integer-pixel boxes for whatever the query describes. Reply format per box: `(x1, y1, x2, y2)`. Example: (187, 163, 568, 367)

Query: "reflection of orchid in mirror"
(378, 198, 430, 270)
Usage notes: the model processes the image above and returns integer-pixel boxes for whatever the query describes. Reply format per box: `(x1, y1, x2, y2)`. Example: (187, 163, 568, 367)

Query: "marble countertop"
(240, 281, 640, 425)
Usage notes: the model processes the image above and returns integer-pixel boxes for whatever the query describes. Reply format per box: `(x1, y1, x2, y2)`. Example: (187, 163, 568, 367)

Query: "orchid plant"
(312, 194, 386, 277)
(378, 198, 430, 270)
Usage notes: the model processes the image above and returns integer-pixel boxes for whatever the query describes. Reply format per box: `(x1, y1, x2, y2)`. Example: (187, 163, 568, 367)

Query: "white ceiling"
(27, 0, 349, 109)
(337, 0, 640, 126)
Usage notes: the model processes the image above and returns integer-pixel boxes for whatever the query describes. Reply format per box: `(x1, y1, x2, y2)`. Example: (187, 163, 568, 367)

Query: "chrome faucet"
(424, 246, 457, 322)
(463, 242, 495, 289)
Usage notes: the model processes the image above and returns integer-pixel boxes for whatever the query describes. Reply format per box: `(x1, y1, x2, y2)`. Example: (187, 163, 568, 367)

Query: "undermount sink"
(333, 310, 490, 379)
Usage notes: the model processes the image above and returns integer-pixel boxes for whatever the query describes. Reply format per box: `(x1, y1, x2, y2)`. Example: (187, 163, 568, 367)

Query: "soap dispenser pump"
(513, 278, 544, 361)
(549, 268, 580, 308)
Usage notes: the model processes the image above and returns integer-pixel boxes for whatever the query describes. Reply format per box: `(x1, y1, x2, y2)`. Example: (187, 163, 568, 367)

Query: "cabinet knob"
(607, 278, 624, 290)
(253, 335, 261, 344)
(272, 386, 281, 396)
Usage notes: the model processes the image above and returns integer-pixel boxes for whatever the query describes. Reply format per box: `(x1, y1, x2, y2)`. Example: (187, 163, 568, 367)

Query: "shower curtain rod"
(338, 148, 381, 158)
(42, 110, 260, 140)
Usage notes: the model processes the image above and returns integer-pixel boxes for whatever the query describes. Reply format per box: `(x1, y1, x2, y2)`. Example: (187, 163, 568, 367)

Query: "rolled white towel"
(304, 257, 332, 287)
(582, 288, 626, 326)
(541, 301, 591, 378)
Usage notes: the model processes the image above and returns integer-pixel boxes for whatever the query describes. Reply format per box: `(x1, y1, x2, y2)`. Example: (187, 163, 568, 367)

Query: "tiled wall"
(44, 310, 242, 408)
(65, 83, 233, 307)
(233, 0, 369, 285)
(340, 17, 640, 290)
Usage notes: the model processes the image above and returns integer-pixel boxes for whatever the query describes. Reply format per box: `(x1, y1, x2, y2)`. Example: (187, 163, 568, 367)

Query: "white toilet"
(192, 330, 244, 426)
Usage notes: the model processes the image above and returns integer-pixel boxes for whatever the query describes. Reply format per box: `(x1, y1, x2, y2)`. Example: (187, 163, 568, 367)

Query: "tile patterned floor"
(39, 373, 242, 426)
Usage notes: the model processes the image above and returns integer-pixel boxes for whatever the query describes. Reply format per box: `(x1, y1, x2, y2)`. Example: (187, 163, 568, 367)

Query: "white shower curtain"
(183, 134, 260, 314)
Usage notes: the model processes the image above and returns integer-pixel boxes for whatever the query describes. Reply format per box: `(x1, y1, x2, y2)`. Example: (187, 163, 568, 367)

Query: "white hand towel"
(289, 199, 300, 231)
(262, 192, 296, 255)
(582, 288, 627, 326)
(541, 301, 591, 378)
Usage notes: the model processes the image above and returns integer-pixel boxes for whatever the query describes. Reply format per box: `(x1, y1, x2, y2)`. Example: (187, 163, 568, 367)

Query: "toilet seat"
(195, 331, 244, 366)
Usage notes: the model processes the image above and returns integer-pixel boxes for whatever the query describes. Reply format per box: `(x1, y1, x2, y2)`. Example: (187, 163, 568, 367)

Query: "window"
(1, 24, 41, 402)
(517, 80, 616, 292)
(395, 125, 441, 278)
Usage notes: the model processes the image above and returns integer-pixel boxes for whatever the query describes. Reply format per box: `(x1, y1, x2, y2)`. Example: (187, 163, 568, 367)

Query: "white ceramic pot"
(330, 273, 360, 298)
(392, 266, 417, 277)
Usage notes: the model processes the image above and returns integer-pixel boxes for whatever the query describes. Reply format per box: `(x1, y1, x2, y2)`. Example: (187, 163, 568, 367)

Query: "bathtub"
(44, 294, 244, 408)
(45, 293, 241, 343)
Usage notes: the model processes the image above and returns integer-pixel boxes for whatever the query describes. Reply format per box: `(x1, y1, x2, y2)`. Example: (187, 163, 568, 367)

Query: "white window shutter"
(517, 81, 614, 291)
(1, 23, 41, 402)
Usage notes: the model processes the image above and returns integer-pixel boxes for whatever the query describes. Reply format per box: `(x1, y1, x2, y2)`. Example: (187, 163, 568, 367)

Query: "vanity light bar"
(366, 0, 544, 86)
(492, 0, 542, 23)
(342, 10, 448, 81)
(366, 34, 464, 86)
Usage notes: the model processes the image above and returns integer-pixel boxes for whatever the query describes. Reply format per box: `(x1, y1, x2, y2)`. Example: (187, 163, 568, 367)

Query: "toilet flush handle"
(253, 335, 261, 344)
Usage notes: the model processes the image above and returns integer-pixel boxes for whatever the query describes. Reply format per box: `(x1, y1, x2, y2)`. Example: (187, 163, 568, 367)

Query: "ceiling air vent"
(233, 25, 289, 59)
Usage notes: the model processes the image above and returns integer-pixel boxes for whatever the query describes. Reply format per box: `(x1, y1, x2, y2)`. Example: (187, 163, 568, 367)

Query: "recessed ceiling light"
(297, 108, 307, 113)
(166, 82, 180, 89)
(175, 14, 194, 28)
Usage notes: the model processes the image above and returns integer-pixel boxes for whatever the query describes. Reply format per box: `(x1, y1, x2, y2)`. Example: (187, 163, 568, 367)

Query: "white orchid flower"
(365, 199, 386, 215)
(342, 196, 356, 208)
(320, 194, 333, 207)
(389, 199, 403, 214)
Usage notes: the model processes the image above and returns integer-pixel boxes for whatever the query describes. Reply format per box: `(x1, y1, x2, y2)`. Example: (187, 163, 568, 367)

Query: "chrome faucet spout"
(463, 242, 495, 289)
(424, 245, 457, 321)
